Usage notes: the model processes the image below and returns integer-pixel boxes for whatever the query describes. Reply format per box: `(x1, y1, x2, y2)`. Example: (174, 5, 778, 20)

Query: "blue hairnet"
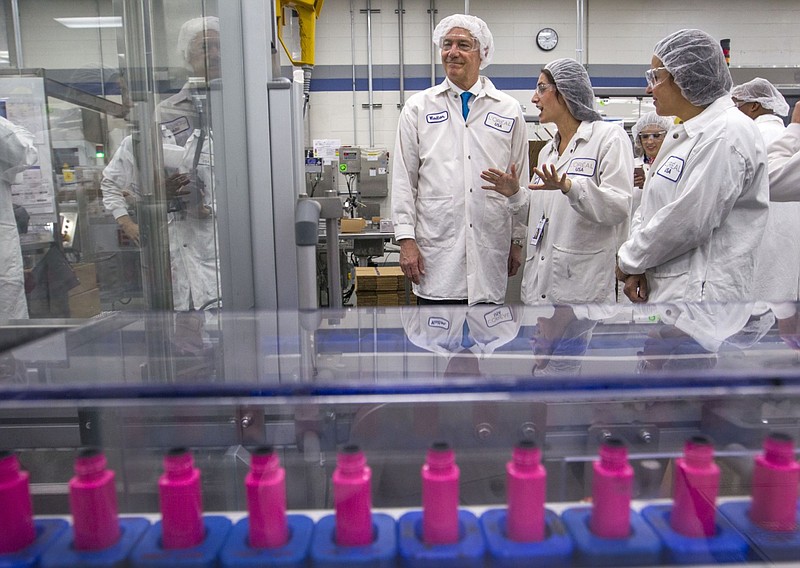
(177, 17, 220, 65)
(631, 111, 674, 156)
(653, 29, 732, 107)
(432, 14, 494, 70)
(731, 78, 790, 117)
(544, 58, 602, 122)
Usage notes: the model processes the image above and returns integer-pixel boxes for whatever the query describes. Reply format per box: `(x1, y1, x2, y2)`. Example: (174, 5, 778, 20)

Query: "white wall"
(12, 0, 800, 154)
(303, 0, 800, 151)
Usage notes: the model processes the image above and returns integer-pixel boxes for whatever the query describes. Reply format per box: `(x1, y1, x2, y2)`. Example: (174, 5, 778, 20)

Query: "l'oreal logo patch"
(567, 158, 597, 177)
(657, 156, 684, 182)
(427, 316, 450, 330)
(426, 111, 449, 124)
(484, 306, 513, 327)
(484, 112, 514, 133)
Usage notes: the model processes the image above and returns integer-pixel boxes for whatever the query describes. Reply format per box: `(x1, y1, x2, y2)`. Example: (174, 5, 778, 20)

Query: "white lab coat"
(767, 123, 800, 202)
(0, 117, 37, 319)
(401, 303, 521, 360)
(101, 133, 219, 310)
(618, 96, 769, 304)
(752, 115, 800, 315)
(506, 120, 632, 304)
(391, 77, 529, 304)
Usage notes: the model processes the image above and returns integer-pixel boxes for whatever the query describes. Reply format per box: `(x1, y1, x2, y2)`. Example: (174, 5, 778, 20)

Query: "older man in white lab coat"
(0, 117, 37, 319)
(391, 14, 528, 305)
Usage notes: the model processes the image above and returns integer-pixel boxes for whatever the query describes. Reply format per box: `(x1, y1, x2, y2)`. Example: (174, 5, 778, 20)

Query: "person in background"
(731, 78, 799, 350)
(0, 117, 37, 319)
(159, 16, 221, 146)
(160, 15, 220, 311)
(761, 100, 800, 348)
(391, 14, 528, 305)
(480, 58, 633, 305)
(631, 111, 673, 216)
(616, 29, 768, 307)
(102, 16, 220, 311)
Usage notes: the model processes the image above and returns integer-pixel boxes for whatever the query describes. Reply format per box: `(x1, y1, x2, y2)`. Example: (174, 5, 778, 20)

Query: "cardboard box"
(356, 265, 413, 306)
(69, 287, 101, 318)
(69, 263, 98, 296)
(340, 218, 367, 233)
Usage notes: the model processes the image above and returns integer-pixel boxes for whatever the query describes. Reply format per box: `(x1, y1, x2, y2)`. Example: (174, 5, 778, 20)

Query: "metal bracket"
(236, 406, 265, 446)
(361, 103, 383, 109)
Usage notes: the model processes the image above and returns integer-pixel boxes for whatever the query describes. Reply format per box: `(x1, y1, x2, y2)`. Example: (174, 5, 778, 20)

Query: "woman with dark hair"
(481, 58, 633, 305)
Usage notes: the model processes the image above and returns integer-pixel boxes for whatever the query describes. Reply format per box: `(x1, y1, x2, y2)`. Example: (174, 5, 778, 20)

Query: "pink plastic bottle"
(422, 441, 460, 545)
(159, 447, 204, 549)
(0, 451, 36, 553)
(750, 432, 800, 532)
(506, 440, 546, 542)
(670, 436, 719, 538)
(246, 446, 289, 549)
(69, 448, 121, 550)
(590, 437, 633, 539)
(333, 445, 373, 546)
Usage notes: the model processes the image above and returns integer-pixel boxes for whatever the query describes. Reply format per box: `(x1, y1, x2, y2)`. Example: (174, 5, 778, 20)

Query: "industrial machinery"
(1, 303, 800, 566)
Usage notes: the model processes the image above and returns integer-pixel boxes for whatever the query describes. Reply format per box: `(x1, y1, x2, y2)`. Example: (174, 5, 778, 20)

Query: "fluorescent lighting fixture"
(55, 17, 122, 29)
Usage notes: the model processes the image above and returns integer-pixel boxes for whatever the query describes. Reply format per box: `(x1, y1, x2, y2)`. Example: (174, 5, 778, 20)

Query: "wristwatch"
(511, 239, 524, 247)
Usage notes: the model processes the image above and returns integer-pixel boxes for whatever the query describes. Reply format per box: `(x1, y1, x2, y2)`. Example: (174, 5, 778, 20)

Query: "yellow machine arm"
(276, 0, 324, 67)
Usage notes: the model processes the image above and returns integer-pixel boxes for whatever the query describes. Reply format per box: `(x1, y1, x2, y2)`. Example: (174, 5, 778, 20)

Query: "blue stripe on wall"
(309, 75, 647, 92)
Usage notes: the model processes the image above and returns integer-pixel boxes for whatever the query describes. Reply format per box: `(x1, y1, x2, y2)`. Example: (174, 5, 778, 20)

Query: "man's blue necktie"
(460, 91, 472, 120)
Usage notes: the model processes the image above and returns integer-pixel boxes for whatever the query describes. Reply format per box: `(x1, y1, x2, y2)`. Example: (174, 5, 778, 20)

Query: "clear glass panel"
(3, 0, 225, 319)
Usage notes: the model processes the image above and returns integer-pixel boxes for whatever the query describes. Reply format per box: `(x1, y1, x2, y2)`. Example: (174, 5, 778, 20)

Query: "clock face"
(537, 28, 558, 51)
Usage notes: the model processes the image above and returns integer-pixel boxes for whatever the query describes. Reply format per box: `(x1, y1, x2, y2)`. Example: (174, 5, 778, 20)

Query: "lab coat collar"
(754, 113, 785, 127)
(438, 76, 503, 102)
(681, 96, 734, 138)
(552, 120, 594, 148)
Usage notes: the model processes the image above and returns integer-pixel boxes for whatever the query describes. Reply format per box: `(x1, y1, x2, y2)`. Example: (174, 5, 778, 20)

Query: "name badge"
(484, 306, 513, 327)
(567, 158, 597, 177)
(484, 112, 515, 133)
(656, 156, 685, 182)
(426, 111, 449, 124)
(530, 215, 548, 246)
(161, 116, 191, 138)
(427, 316, 450, 330)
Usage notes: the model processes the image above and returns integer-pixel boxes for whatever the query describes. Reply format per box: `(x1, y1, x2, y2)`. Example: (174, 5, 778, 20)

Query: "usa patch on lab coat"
(484, 306, 513, 327)
(567, 157, 597, 177)
(484, 113, 515, 133)
(656, 156, 684, 182)
(428, 316, 450, 330)
(426, 110, 449, 124)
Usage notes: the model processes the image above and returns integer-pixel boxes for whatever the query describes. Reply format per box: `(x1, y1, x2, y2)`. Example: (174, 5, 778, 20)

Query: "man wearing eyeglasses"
(391, 14, 528, 305)
(616, 29, 768, 317)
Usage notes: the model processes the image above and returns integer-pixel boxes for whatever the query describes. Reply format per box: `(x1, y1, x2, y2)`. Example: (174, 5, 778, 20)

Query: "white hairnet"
(731, 78, 790, 117)
(432, 14, 494, 70)
(544, 58, 602, 122)
(177, 16, 220, 64)
(653, 29, 732, 107)
(631, 111, 674, 156)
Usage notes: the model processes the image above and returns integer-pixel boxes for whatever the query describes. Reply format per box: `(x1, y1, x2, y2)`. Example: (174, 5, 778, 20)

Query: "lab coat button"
(541, 294, 546, 299)
(541, 256, 545, 260)
(469, 223, 473, 228)
(673, 133, 679, 139)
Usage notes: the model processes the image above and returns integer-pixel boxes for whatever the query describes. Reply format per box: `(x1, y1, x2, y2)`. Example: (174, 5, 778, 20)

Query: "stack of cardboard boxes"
(355, 266, 416, 306)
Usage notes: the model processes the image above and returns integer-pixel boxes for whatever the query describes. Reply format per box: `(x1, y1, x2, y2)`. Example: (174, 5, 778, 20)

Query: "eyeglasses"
(638, 131, 667, 141)
(439, 36, 480, 52)
(645, 66, 669, 88)
(536, 82, 556, 95)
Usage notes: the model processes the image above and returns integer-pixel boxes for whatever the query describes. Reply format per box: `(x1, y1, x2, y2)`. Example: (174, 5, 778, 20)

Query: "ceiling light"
(55, 17, 122, 29)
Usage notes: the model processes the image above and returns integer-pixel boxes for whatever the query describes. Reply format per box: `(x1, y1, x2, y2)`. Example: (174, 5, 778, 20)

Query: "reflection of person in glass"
(101, 16, 220, 311)
(401, 304, 521, 377)
(0, 117, 37, 319)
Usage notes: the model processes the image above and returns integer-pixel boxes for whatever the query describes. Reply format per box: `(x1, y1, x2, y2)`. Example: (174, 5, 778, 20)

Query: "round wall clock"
(536, 28, 558, 51)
